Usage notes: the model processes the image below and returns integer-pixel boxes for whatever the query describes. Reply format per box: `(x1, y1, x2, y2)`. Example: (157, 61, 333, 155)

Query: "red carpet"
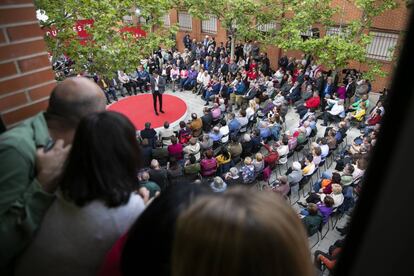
(107, 94, 188, 130)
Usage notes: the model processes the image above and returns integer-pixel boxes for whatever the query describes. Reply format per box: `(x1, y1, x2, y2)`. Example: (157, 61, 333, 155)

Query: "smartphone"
(43, 138, 55, 153)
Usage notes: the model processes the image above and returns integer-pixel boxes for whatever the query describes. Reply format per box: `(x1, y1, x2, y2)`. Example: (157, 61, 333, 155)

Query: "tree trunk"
(230, 33, 235, 60)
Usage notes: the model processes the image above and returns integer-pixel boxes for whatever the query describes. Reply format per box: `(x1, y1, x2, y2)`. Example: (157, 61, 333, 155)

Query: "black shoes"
(155, 111, 159, 116)
(160, 110, 165, 113)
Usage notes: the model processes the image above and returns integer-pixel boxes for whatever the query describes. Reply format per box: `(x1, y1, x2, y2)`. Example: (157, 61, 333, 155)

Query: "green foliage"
(35, 0, 177, 78)
(183, 0, 398, 81)
(362, 60, 388, 81)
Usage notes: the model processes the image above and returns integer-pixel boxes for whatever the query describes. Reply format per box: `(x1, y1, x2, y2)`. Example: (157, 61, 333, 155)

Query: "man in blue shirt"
(228, 113, 241, 135)
(203, 79, 221, 106)
(209, 126, 223, 142)
(136, 65, 150, 93)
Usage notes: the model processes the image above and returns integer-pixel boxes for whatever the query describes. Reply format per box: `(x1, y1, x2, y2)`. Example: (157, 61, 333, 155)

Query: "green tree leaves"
(35, 0, 176, 78)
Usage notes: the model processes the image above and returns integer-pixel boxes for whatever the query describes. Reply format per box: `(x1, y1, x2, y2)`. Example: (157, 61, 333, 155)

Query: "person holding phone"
(0, 77, 106, 272)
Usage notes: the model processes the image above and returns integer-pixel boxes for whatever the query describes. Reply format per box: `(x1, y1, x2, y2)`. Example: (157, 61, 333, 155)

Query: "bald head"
(46, 77, 106, 129)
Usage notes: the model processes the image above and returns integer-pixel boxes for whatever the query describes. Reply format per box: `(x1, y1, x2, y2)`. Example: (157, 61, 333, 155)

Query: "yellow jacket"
(352, 109, 366, 121)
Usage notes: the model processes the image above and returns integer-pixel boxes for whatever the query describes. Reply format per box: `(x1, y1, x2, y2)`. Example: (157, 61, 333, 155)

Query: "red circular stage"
(107, 94, 188, 130)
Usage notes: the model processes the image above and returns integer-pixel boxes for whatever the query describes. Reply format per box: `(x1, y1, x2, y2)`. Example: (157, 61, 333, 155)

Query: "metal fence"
(201, 15, 217, 34)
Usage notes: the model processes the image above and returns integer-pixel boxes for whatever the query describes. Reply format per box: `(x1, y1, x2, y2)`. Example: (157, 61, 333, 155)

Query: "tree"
(271, 0, 398, 81)
(182, 0, 284, 60)
(184, 0, 399, 81)
(35, 0, 177, 78)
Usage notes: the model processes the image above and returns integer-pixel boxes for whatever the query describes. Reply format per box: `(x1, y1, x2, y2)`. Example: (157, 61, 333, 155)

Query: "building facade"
(168, 0, 408, 92)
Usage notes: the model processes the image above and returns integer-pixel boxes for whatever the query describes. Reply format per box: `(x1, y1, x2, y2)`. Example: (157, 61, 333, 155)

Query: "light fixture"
(135, 8, 141, 16)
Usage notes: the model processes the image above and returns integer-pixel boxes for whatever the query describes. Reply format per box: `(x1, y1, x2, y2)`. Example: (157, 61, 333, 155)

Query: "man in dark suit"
(149, 70, 166, 116)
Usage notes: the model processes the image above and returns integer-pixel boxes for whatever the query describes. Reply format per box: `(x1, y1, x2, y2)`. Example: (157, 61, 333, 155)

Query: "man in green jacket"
(302, 203, 323, 236)
(0, 77, 106, 274)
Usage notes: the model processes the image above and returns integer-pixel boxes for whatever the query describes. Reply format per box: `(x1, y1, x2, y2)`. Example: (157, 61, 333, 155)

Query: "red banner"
(43, 19, 146, 45)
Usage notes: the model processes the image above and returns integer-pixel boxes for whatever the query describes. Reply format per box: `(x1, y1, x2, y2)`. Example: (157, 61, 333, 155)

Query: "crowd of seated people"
(0, 34, 388, 276)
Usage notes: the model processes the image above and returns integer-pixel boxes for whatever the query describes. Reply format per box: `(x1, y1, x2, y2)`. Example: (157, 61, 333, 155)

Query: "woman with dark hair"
(98, 182, 209, 276)
(15, 111, 146, 276)
(167, 157, 184, 184)
(200, 149, 218, 177)
(177, 121, 192, 144)
(167, 136, 183, 161)
(216, 147, 232, 175)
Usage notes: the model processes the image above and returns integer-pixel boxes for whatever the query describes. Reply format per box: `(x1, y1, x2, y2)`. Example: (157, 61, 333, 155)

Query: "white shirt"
(352, 166, 365, 181)
(220, 125, 230, 143)
(320, 193, 344, 208)
(274, 70, 284, 83)
(183, 143, 201, 160)
(197, 71, 204, 83)
(320, 144, 329, 158)
(327, 99, 345, 116)
(154, 76, 159, 91)
(246, 107, 255, 120)
(118, 71, 129, 83)
(170, 68, 180, 80)
(277, 145, 289, 164)
(202, 74, 211, 87)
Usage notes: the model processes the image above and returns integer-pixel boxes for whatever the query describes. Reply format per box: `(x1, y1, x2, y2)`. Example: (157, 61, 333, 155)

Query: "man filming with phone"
(0, 77, 106, 274)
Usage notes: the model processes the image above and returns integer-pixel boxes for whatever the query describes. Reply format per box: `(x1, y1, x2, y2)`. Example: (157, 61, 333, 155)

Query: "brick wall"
(172, 1, 408, 92)
(172, 10, 228, 53)
(0, 0, 56, 128)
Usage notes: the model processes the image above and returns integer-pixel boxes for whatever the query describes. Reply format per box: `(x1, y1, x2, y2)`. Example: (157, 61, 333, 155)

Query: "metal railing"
(366, 31, 399, 61)
(178, 12, 192, 31)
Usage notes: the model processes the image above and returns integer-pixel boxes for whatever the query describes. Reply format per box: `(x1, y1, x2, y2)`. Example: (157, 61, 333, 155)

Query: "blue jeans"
(180, 78, 188, 89)
(184, 78, 196, 89)
(204, 91, 216, 102)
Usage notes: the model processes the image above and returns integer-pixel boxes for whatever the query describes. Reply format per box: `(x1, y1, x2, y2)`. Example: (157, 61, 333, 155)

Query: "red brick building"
(169, 0, 409, 92)
(0, 0, 56, 129)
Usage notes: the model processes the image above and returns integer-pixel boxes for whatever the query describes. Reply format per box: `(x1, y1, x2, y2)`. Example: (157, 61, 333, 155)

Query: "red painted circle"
(107, 94, 187, 130)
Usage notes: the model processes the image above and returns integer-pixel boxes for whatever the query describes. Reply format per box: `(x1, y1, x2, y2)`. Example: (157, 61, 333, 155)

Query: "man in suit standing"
(150, 70, 166, 116)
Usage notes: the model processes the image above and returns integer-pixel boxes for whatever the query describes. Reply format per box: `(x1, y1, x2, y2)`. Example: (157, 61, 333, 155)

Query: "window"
(326, 26, 349, 37)
(257, 21, 278, 32)
(123, 15, 133, 24)
(161, 14, 170, 27)
(366, 31, 399, 61)
(326, 26, 341, 36)
(201, 14, 217, 33)
(178, 11, 192, 31)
